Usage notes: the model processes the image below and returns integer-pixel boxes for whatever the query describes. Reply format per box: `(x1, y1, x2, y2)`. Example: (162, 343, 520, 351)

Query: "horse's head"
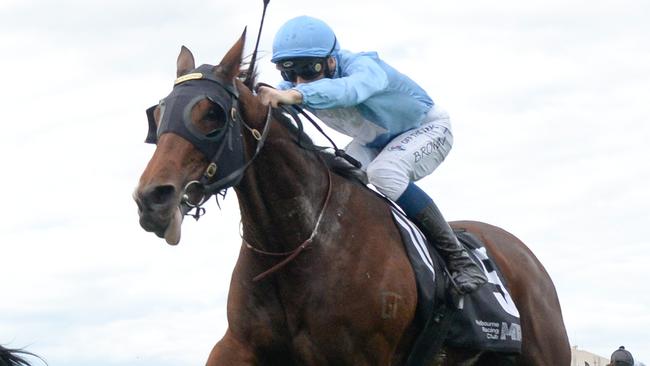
(134, 31, 264, 245)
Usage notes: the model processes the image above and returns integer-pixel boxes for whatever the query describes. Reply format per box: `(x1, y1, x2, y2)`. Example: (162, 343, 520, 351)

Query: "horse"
(134, 32, 571, 365)
(0, 345, 40, 366)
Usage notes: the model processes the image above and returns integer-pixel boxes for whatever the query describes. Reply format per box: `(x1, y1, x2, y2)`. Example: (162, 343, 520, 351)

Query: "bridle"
(145, 68, 335, 281)
(145, 66, 273, 219)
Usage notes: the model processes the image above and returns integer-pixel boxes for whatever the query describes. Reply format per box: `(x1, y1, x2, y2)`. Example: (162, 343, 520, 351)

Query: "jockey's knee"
(366, 162, 409, 202)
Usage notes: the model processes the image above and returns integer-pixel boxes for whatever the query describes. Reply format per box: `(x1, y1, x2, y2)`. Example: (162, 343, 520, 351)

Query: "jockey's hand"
(258, 86, 303, 108)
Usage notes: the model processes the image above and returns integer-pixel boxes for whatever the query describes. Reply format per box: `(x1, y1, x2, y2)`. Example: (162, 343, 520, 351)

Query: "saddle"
(390, 208, 522, 362)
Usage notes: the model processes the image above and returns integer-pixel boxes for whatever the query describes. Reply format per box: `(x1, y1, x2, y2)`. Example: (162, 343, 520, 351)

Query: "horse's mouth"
(140, 206, 183, 245)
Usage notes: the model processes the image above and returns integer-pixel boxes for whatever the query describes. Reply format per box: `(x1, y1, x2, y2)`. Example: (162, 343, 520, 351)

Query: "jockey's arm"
(294, 55, 389, 109)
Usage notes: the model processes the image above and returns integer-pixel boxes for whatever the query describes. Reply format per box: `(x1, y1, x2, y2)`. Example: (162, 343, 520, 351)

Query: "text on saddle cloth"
(390, 208, 522, 354)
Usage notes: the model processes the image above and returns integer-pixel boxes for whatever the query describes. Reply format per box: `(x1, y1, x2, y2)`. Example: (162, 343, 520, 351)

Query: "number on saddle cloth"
(390, 208, 523, 354)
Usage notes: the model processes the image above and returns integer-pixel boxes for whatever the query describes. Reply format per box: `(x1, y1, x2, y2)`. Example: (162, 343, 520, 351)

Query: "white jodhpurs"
(345, 104, 453, 201)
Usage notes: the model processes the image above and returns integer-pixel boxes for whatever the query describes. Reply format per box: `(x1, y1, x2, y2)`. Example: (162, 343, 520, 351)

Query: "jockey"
(258, 15, 487, 294)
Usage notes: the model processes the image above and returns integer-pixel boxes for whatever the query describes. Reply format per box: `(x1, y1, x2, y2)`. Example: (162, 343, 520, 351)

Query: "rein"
(283, 105, 362, 169)
(245, 156, 333, 282)
(254, 82, 363, 169)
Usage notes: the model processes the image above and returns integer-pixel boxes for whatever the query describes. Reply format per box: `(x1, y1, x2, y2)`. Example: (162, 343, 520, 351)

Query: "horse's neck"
(234, 125, 330, 252)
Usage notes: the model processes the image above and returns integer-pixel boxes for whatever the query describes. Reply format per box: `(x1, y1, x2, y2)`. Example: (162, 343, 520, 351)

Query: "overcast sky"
(1, 0, 648, 365)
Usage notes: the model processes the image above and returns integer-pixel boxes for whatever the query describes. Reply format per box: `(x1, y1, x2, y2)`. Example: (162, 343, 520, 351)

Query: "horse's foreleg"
(205, 329, 256, 366)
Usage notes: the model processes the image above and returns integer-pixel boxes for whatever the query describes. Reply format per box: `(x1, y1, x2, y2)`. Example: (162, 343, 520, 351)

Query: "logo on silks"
(387, 144, 406, 151)
(144, 64, 246, 192)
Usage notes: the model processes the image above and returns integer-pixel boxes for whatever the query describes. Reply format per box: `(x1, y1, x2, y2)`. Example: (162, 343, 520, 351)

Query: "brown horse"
(134, 32, 571, 365)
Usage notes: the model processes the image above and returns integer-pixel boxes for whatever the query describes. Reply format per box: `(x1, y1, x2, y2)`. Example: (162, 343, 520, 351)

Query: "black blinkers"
(144, 64, 247, 192)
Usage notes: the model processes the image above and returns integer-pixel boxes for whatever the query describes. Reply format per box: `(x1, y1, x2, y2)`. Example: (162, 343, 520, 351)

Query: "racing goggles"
(277, 58, 326, 82)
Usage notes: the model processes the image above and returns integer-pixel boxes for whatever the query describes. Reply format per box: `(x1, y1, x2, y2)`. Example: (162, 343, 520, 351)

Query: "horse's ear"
(214, 28, 247, 80)
(177, 45, 196, 77)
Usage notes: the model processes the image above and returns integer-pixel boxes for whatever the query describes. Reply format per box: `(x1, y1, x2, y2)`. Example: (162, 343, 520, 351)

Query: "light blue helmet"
(271, 16, 339, 63)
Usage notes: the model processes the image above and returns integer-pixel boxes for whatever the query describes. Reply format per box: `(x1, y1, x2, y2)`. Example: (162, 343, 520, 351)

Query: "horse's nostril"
(147, 185, 177, 207)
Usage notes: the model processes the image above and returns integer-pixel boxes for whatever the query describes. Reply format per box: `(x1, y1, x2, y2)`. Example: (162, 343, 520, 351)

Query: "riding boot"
(414, 202, 488, 294)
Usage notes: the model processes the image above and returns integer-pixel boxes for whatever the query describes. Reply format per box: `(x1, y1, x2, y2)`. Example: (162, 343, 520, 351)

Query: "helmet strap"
(323, 37, 338, 78)
(324, 56, 335, 78)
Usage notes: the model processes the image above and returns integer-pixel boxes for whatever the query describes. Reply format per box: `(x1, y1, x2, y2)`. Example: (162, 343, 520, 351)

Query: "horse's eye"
(198, 105, 227, 136)
(204, 105, 227, 122)
(205, 108, 223, 121)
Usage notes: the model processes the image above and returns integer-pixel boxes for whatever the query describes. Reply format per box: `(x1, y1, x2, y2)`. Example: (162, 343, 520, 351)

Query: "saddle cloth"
(390, 208, 522, 354)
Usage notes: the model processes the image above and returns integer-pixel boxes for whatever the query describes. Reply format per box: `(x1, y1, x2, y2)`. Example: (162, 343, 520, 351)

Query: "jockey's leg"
(365, 106, 486, 294)
(396, 182, 487, 294)
(344, 140, 380, 170)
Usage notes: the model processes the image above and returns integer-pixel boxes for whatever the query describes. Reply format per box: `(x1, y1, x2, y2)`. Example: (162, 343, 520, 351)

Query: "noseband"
(145, 65, 272, 218)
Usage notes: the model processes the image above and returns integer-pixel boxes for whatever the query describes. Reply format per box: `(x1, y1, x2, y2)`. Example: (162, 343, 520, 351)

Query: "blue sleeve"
(293, 55, 389, 109)
(276, 80, 294, 90)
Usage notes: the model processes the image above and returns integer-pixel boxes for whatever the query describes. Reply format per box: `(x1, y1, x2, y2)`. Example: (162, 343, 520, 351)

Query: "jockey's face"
(296, 57, 337, 84)
(278, 57, 336, 84)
